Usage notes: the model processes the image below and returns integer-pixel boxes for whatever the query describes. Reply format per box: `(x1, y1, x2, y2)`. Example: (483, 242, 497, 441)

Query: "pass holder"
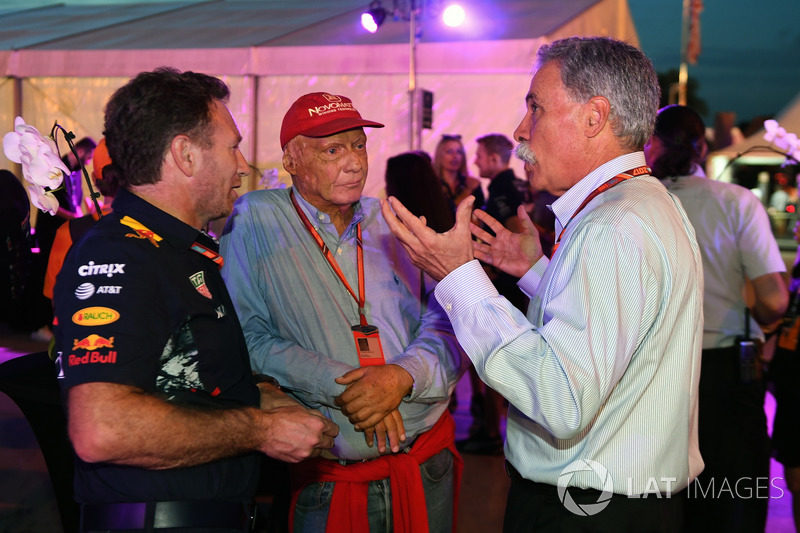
(736, 336, 759, 384)
(737, 308, 760, 384)
(352, 324, 386, 366)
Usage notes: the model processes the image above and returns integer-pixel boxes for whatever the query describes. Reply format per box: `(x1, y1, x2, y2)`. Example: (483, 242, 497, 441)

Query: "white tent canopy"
(0, 0, 640, 216)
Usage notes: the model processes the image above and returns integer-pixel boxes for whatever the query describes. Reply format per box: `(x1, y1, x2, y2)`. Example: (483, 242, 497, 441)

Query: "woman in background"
(432, 134, 484, 211)
(385, 150, 454, 233)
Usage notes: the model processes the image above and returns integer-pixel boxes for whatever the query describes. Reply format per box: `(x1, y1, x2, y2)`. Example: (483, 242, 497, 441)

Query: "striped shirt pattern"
(435, 152, 705, 494)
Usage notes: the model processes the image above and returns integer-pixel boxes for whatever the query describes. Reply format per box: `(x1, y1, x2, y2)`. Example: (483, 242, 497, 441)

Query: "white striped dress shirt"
(435, 152, 705, 494)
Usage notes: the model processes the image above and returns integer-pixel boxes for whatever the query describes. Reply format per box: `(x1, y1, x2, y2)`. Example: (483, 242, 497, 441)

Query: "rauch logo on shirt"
(71, 306, 120, 326)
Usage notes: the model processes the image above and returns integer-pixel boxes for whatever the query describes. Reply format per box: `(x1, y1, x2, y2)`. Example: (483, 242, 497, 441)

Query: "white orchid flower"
(3, 116, 70, 216)
(27, 185, 60, 215)
(763, 119, 781, 143)
(784, 133, 798, 153)
(763, 118, 800, 163)
(18, 138, 69, 188)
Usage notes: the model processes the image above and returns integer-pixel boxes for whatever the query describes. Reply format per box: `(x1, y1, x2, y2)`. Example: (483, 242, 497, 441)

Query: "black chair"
(0, 351, 78, 533)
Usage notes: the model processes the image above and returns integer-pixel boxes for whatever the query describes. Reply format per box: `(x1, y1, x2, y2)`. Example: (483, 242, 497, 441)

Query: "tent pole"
(11, 76, 23, 186)
(408, 1, 420, 151)
(677, 0, 690, 105)
(249, 74, 259, 191)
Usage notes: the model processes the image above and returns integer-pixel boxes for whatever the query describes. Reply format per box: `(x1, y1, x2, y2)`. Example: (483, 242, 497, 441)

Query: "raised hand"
(471, 205, 543, 278)
(381, 195, 476, 281)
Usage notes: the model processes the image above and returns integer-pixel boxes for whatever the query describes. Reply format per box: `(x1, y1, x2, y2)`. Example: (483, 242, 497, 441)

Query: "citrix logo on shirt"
(78, 261, 125, 278)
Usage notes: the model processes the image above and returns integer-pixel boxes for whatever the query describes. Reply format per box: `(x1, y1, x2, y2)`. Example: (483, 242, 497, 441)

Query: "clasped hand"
(334, 364, 413, 453)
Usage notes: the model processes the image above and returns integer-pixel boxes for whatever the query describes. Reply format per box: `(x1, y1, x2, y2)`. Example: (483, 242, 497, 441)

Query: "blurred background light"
(361, 1, 387, 33)
(442, 4, 466, 27)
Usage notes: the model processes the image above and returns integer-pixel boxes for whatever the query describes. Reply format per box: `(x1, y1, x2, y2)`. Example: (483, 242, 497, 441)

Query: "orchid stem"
(51, 123, 103, 218)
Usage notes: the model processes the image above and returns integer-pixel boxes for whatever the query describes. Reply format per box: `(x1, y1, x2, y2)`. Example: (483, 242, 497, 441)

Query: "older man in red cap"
(220, 92, 465, 533)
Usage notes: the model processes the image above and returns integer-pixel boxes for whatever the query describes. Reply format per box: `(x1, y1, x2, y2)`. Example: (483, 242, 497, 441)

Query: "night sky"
(628, 0, 800, 128)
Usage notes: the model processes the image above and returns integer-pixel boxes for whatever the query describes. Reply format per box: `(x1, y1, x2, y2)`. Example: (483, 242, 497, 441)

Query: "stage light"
(361, 1, 387, 34)
(442, 4, 465, 27)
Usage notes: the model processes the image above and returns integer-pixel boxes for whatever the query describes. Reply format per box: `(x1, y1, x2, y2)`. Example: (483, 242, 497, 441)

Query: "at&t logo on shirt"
(74, 282, 122, 300)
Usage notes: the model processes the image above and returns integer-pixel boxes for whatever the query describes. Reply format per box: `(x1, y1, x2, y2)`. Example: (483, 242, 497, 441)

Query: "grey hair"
(536, 37, 660, 150)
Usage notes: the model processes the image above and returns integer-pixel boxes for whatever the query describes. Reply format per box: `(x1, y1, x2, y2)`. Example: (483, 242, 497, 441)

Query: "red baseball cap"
(279, 92, 384, 149)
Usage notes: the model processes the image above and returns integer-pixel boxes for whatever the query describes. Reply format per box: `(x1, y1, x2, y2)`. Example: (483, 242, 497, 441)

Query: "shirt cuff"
(518, 256, 549, 298)
(389, 357, 420, 401)
(434, 259, 499, 321)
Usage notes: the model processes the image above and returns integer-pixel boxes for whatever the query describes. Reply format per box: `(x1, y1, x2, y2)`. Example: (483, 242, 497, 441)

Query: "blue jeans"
(293, 448, 455, 533)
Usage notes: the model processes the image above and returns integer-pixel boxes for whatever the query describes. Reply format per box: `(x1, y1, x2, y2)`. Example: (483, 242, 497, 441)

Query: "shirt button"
(445, 303, 452, 312)
(317, 214, 325, 221)
(336, 248, 342, 255)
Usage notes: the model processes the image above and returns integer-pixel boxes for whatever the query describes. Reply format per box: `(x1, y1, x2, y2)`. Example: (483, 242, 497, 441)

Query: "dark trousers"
(684, 346, 771, 533)
(502, 476, 685, 532)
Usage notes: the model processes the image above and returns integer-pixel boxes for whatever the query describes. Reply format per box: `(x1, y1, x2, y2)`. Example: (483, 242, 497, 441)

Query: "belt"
(504, 459, 527, 483)
(505, 459, 679, 498)
(81, 500, 254, 531)
(325, 437, 419, 465)
(504, 459, 554, 493)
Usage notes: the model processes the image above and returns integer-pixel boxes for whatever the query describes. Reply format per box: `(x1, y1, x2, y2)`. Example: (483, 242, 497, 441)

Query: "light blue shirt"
(435, 153, 705, 494)
(220, 188, 463, 460)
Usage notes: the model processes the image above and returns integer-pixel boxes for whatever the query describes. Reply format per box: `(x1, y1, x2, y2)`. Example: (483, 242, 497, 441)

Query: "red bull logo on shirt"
(121, 216, 162, 247)
(72, 306, 120, 325)
(73, 334, 115, 351)
(68, 351, 118, 367)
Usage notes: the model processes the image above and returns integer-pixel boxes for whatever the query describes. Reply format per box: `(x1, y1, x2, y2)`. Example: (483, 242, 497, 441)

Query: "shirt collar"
(660, 165, 707, 189)
(690, 163, 707, 178)
(111, 188, 212, 252)
(550, 152, 647, 231)
(290, 186, 365, 230)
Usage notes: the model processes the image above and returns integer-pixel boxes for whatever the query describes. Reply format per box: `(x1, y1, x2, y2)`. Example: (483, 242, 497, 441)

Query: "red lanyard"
(191, 241, 224, 269)
(551, 166, 650, 255)
(290, 190, 368, 326)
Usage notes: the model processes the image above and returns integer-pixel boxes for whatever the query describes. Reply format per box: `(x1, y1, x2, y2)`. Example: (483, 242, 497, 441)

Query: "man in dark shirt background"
(457, 133, 529, 455)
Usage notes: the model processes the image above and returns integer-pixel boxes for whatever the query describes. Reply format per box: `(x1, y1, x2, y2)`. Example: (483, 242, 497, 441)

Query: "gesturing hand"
(471, 205, 543, 278)
(381, 195, 476, 281)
